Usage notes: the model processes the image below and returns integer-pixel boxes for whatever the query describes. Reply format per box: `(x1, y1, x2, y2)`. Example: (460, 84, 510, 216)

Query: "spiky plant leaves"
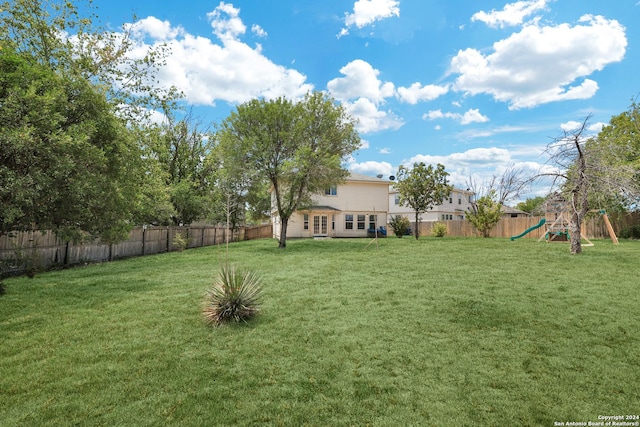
(203, 265, 263, 326)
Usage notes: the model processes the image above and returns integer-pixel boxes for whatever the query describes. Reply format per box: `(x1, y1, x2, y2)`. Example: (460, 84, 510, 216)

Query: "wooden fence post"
(64, 241, 70, 266)
(142, 226, 146, 256)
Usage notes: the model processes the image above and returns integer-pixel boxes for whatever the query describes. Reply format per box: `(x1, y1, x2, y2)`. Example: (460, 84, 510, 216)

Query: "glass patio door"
(313, 215, 328, 235)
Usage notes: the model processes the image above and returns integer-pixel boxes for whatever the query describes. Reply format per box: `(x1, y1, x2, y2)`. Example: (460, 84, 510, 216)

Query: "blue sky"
(92, 0, 638, 202)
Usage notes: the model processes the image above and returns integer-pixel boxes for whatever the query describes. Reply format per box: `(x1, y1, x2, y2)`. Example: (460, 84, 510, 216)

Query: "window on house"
(331, 214, 335, 230)
(458, 197, 462, 205)
(394, 195, 400, 205)
(303, 214, 309, 230)
(357, 215, 366, 230)
(449, 196, 453, 204)
(345, 214, 354, 230)
(369, 215, 377, 230)
(325, 186, 337, 196)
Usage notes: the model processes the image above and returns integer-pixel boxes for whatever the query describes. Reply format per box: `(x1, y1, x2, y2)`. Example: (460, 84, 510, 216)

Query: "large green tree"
(1, 0, 184, 237)
(589, 100, 640, 211)
(143, 111, 216, 225)
(206, 147, 266, 230)
(0, 0, 177, 120)
(217, 92, 360, 248)
(0, 49, 141, 242)
(516, 196, 546, 216)
(395, 162, 452, 240)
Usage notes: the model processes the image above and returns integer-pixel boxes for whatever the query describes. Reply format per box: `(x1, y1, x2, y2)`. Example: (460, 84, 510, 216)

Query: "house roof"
(301, 205, 341, 212)
(389, 185, 474, 195)
(346, 172, 391, 184)
(502, 206, 528, 215)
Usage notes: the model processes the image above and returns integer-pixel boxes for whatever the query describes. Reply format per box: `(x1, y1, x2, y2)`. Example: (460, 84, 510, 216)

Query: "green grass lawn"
(1, 237, 639, 426)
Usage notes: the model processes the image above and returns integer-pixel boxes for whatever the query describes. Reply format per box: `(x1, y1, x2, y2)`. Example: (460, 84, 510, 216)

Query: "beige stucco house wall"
(271, 172, 390, 238)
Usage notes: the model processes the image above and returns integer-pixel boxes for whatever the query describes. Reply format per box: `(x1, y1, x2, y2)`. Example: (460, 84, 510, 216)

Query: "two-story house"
(388, 186, 474, 222)
(271, 172, 390, 239)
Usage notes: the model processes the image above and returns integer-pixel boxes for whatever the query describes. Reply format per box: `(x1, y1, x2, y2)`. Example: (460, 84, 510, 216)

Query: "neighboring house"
(388, 186, 474, 222)
(271, 172, 390, 239)
(501, 206, 529, 218)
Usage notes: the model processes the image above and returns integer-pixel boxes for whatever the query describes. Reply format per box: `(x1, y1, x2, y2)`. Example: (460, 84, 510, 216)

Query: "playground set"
(510, 196, 619, 245)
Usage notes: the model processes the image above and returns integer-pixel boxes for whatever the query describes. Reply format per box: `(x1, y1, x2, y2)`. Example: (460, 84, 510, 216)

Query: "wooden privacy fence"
(416, 213, 640, 239)
(0, 224, 273, 276)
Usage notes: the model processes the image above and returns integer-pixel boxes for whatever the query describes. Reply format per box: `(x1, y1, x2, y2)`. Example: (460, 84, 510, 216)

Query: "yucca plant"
(203, 264, 263, 326)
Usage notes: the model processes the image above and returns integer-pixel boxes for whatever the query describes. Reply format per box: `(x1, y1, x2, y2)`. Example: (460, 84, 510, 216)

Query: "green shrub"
(203, 265, 263, 326)
(389, 215, 410, 237)
(431, 221, 448, 237)
(10, 247, 45, 278)
(0, 282, 5, 295)
(172, 232, 188, 252)
(619, 223, 640, 239)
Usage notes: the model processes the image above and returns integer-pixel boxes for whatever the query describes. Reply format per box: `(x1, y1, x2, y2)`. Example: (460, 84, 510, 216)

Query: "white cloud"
(328, 60, 401, 134)
(454, 125, 546, 144)
(396, 83, 450, 104)
(460, 109, 490, 125)
(348, 160, 396, 177)
(405, 148, 515, 190)
(118, 2, 313, 106)
(207, 2, 246, 41)
(339, 0, 400, 37)
(560, 120, 606, 133)
(409, 147, 513, 169)
(348, 145, 552, 201)
(424, 110, 446, 120)
(403, 147, 550, 199)
(560, 120, 582, 132)
(423, 108, 489, 125)
(251, 24, 267, 37)
(126, 16, 184, 40)
(379, 147, 391, 154)
(588, 122, 606, 133)
(343, 98, 404, 134)
(472, 0, 549, 29)
(327, 59, 395, 103)
(450, 15, 627, 109)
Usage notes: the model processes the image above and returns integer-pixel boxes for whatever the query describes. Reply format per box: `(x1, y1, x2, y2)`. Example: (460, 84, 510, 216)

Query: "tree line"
(1, 1, 638, 253)
(393, 110, 640, 253)
(0, 0, 359, 249)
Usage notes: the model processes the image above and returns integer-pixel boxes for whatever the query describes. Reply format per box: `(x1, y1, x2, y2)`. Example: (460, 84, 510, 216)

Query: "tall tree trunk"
(414, 211, 420, 240)
(569, 209, 582, 254)
(569, 140, 589, 255)
(278, 217, 289, 249)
